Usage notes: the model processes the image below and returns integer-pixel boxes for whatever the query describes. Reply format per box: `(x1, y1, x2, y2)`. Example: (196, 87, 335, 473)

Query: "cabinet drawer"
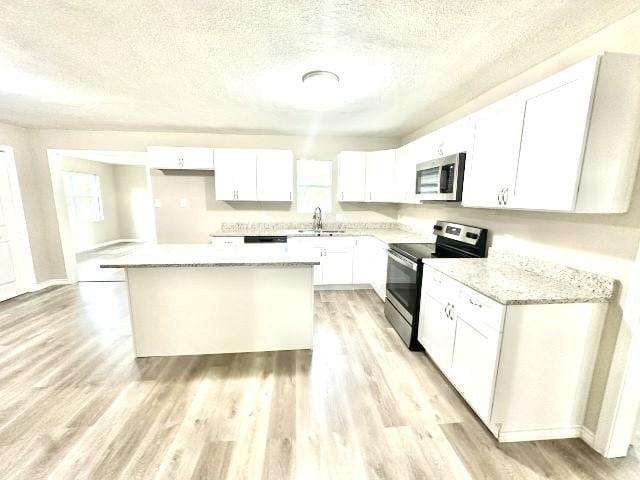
(209, 236, 244, 247)
(422, 266, 455, 302)
(456, 289, 505, 333)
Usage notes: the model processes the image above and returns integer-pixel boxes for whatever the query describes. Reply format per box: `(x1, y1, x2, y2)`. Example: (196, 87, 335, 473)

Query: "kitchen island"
(101, 244, 319, 357)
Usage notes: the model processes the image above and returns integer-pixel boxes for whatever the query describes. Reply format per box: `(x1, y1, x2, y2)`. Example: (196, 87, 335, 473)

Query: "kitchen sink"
(284, 229, 346, 236)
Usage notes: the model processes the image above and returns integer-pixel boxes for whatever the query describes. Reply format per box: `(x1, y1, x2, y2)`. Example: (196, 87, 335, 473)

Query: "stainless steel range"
(384, 221, 488, 350)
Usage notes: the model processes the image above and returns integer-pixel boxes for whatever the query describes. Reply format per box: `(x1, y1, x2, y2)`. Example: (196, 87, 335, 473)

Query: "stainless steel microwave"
(415, 152, 466, 201)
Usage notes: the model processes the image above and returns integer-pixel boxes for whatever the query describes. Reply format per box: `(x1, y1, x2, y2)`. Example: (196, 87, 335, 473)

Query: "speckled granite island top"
(100, 244, 320, 268)
(422, 251, 615, 305)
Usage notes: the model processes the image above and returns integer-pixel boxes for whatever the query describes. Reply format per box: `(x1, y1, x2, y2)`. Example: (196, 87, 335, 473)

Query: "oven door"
(386, 250, 418, 319)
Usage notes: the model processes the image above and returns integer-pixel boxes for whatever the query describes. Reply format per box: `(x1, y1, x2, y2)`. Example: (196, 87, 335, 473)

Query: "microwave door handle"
(388, 251, 417, 271)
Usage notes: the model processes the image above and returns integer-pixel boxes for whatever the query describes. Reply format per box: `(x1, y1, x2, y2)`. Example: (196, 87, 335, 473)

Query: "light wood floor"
(1, 284, 639, 480)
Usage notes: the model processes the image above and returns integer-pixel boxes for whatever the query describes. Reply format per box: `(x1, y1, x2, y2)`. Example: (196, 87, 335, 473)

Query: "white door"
(366, 150, 396, 202)
(214, 149, 257, 201)
(513, 61, 596, 211)
(337, 151, 367, 202)
(418, 293, 456, 373)
(352, 237, 372, 284)
(462, 95, 525, 208)
(0, 152, 31, 302)
(256, 150, 293, 201)
(323, 250, 354, 285)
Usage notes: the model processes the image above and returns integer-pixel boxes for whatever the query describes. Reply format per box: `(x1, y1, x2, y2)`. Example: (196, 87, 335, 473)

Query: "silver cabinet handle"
(444, 303, 450, 318)
(341, 192, 344, 200)
(289, 191, 292, 200)
(449, 305, 455, 320)
(497, 190, 502, 205)
(503, 188, 509, 205)
(469, 298, 483, 308)
(499, 189, 505, 205)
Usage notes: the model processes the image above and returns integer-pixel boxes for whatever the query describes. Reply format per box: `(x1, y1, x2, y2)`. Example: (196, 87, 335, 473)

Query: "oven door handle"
(388, 251, 418, 271)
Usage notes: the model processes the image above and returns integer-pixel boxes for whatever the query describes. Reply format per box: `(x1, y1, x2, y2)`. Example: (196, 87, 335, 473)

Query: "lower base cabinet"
(288, 236, 387, 296)
(418, 265, 606, 442)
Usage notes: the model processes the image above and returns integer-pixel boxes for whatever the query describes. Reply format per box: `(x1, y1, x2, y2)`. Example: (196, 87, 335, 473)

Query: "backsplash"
(220, 221, 410, 232)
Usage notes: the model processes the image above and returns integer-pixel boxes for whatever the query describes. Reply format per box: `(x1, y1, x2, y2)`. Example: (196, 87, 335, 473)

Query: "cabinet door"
(433, 118, 472, 158)
(462, 95, 525, 208)
(214, 149, 257, 201)
(450, 315, 502, 421)
(513, 60, 597, 211)
(181, 148, 214, 170)
(352, 237, 372, 284)
(395, 144, 419, 204)
(256, 149, 293, 201)
(418, 294, 456, 373)
(337, 151, 367, 202)
(366, 150, 396, 202)
(323, 250, 354, 285)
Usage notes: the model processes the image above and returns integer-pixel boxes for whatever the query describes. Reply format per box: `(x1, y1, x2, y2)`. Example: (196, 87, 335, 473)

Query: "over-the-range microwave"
(415, 152, 465, 201)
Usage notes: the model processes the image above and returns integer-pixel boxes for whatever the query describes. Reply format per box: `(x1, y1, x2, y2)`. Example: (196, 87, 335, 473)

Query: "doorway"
(49, 150, 156, 283)
(0, 148, 35, 300)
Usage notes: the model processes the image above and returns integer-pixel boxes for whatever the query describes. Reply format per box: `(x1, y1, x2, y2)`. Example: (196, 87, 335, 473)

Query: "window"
(296, 160, 332, 213)
(63, 172, 104, 223)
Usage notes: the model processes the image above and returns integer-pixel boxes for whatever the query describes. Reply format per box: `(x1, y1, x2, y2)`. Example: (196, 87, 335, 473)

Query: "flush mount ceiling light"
(300, 70, 340, 111)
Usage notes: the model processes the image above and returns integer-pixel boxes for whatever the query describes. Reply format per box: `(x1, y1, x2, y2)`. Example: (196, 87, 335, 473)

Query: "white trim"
(0, 146, 36, 297)
(75, 238, 145, 254)
(30, 279, 73, 292)
(581, 426, 596, 447)
(497, 424, 583, 442)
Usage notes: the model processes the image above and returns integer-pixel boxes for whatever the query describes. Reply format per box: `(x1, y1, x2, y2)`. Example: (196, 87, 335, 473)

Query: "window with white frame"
(296, 159, 332, 213)
(62, 172, 104, 223)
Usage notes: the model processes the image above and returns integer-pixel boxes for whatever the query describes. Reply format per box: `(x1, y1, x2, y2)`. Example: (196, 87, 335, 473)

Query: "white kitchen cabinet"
(214, 148, 257, 201)
(337, 151, 367, 202)
(366, 149, 396, 202)
(450, 304, 502, 422)
(394, 143, 419, 204)
(462, 95, 525, 208)
(462, 53, 640, 213)
(147, 147, 214, 170)
(288, 237, 354, 286)
(352, 237, 372, 285)
(369, 237, 388, 300)
(209, 236, 244, 247)
(419, 264, 606, 442)
(427, 118, 473, 159)
(418, 293, 456, 374)
(256, 149, 293, 201)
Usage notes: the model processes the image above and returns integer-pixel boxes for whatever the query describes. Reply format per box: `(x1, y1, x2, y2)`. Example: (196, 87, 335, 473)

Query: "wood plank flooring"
(0, 283, 639, 479)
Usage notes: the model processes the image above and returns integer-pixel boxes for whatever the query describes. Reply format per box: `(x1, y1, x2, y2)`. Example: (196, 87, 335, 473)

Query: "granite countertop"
(422, 253, 615, 306)
(100, 244, 320, 268)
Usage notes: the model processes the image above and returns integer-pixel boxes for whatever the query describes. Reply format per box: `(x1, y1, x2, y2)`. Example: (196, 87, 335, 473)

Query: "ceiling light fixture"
(300, 70, 340, 111)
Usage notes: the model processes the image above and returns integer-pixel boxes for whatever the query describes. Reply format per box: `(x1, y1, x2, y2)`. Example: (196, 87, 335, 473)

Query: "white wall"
(398, 9, 640, 432)
(114, 164, 149, 241)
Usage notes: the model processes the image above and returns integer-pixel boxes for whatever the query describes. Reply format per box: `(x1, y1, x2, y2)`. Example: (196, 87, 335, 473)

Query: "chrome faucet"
(312, 206, 323, 231)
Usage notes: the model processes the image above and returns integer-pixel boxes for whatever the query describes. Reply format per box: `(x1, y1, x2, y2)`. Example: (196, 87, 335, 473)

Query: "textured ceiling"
(1, 1, 639, 136)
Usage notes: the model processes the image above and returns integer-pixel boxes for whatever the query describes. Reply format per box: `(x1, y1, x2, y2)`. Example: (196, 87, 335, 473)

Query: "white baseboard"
(581, 426, 596, 447)
(75, 238, 144, 254)
(498, 424, 583, 442)
(31, 279, 73, 292)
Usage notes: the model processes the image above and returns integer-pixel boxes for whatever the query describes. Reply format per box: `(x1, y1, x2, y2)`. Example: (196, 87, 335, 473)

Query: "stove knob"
(433, 225, 443, 231)
(466, 232, 479, 239)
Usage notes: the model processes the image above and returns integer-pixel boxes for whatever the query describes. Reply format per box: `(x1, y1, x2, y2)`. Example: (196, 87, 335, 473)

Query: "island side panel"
(125, 265, 314, 357)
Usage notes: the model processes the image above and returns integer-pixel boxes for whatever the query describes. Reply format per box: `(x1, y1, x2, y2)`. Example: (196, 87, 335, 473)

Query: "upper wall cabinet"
(366, 150, 396, 202)
(214, 148, 294, 202)
(463, 53, 640, 213)
(395, 143, 420, 204)
(147, 147, 214, 170)
(214, 148, 257, 201)
(427, 118, 473, 159)
(256, 149, 293, 201)
(337, 151, 367, 201)
(337, 149, 397, 203)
